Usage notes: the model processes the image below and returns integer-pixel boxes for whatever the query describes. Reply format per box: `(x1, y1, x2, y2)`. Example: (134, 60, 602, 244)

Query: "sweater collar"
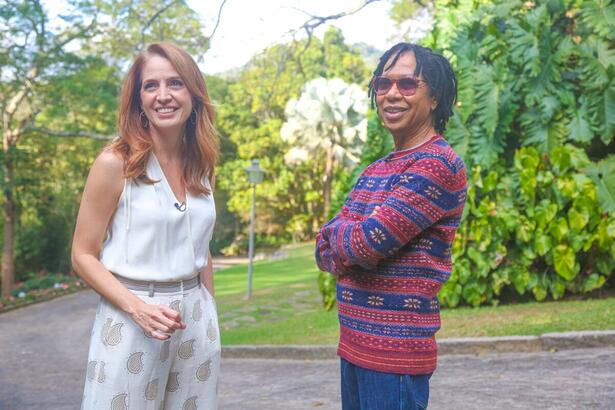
(385, 134, 442, 161)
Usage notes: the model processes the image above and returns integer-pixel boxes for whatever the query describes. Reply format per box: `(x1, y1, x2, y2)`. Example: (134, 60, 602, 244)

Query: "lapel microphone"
(174, 202, 187, 212)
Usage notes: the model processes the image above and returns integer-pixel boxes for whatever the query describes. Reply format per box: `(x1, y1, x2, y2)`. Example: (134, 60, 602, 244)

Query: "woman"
(72, 42, 221, 409)
(315, 43, 466, 409)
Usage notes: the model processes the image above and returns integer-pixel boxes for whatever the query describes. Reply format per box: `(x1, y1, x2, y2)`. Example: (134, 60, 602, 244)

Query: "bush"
(442, 145, 615, 307)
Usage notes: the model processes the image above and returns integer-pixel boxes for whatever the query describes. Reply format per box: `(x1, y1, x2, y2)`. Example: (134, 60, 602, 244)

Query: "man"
(315, 43, 467, 410)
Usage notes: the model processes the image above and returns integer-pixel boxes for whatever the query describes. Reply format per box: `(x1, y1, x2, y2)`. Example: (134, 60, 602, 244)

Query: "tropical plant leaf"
(569, 207, 590, 232)
(534, 230, 552, 256)
(468, 124, 503, 167)
(567, 101, 594, 143)
(584, 155, 615, 212)
(540, 96, 561, 120)
(598, 79, 615, 143)
(580, 0, 615, 39)
(534, 199, 558, 229)
(447, 114, 470, 160)
(474, 64, 500, 137)
(552, 244, 579, 280)
(583, 273, 606, 292)
(508, 14, 541, 76)
(455, 65, 477, 123)
(593, 38, 615, 69)
(582, 58, 610, 93)
(521, 109, 567, 153)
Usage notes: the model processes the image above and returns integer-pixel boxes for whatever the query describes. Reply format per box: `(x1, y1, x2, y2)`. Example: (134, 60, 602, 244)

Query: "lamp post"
(244, 159, 264, 299)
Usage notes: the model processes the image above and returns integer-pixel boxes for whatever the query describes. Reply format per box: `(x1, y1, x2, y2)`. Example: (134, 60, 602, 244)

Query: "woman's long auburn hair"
(111, 42, 219, 195)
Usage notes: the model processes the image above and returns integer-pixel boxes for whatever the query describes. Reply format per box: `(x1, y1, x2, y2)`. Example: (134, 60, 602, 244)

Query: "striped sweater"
(315, 135, 466, 375)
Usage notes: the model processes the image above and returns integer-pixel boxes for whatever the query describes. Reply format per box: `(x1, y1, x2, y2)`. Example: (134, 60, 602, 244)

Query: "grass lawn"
(215, 243, 615, 345)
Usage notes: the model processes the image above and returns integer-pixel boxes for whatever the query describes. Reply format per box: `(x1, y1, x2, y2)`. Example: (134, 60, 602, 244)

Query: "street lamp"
(244, 159, 264, 299)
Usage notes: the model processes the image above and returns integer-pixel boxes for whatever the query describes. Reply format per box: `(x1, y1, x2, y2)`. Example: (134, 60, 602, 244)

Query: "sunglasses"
(372, 76, 427, 96)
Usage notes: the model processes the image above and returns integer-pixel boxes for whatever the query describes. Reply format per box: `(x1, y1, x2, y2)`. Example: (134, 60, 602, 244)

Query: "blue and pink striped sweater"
(315, 135, 466, 375)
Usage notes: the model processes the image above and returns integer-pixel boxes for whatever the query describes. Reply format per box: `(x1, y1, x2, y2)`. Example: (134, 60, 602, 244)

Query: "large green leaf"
(584, 155, 615, 212)
(516, 216, 536, 243)
(512, 267, 530, 294)
(508, 12, 542, 76)
(521, 109, 567, 153)
(534, 199, 558, 229)
(593, 79, 615, 143)
(591, 38, 615, 70)
(549, 217, 569, 242)
(455, 65, 477, 123)
(474, 65, 500, 137)
(580, 0, 615, 39)
(568, 206, 590, 232)
(596, 256, 615, 275)
(447, 114, 470, 160)
(583, 274, 606, 293)
(514, 146, 540, 171)
(534, 230, 552, 256)
(552, 244, 580, 280)
(567, 102, 593, 143)
(549, 277, 566, 300)
(532, 283, 548, 301)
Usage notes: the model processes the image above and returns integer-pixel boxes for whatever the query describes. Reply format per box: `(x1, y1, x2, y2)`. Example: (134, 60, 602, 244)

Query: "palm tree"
(281, 77, 367, 220)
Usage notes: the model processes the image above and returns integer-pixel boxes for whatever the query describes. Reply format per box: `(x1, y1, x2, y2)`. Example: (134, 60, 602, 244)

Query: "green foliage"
(390, 0, 425, 24)
(585, 155, 615, 213)
(216, 28, 371, 252)
(426, 0, 615, 168)
(420, 0, 615, 306)
(442, 145, 615, 307)
(317, 271, 337, 310)
(0, 0, 212, 293)
(91, 0, 210, 60)
(13, 136, 104, 277)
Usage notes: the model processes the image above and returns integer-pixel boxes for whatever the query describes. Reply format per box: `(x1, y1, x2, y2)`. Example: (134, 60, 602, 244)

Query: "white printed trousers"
(82, 282, 221, 410)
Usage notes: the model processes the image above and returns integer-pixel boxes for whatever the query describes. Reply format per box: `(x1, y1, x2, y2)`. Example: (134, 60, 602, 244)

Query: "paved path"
(1, 291, 614, 409)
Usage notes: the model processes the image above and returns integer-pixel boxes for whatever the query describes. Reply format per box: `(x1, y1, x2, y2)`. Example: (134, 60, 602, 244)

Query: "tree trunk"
(1, 142, 15, 299)
(323, 144, 334, 222)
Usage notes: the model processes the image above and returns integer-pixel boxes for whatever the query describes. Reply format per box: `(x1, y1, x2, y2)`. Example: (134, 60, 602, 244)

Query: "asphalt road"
(1, 290, 614, 409)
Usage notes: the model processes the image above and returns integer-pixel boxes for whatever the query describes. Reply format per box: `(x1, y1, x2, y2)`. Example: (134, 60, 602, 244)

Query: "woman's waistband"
(115, 274, 200, 296)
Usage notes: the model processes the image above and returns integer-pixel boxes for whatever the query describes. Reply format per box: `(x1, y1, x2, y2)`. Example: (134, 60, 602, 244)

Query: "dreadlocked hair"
(368, 43, 457, 134)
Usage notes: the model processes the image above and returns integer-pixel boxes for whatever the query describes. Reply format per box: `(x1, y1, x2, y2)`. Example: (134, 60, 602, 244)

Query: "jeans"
(340, 358, 431, 410)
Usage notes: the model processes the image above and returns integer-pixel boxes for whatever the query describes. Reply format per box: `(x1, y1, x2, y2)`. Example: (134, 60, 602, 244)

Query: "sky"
(189, 0, 399, 74)
(43, 0, 427, 75)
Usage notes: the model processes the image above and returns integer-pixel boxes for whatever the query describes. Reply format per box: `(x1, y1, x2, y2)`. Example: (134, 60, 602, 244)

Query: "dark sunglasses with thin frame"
(372, 76, 427, 96)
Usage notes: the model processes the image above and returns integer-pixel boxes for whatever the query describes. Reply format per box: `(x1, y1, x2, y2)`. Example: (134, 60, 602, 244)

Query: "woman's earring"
(140, 110, 149, 128)
(190, 109, 197, 125)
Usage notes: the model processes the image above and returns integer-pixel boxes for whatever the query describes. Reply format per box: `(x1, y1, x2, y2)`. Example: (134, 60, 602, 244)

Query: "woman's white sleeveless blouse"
(100, 154, 215, 281)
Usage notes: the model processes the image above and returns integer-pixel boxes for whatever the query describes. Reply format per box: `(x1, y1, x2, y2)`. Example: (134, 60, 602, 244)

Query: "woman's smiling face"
(139, 54, 193, 136)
